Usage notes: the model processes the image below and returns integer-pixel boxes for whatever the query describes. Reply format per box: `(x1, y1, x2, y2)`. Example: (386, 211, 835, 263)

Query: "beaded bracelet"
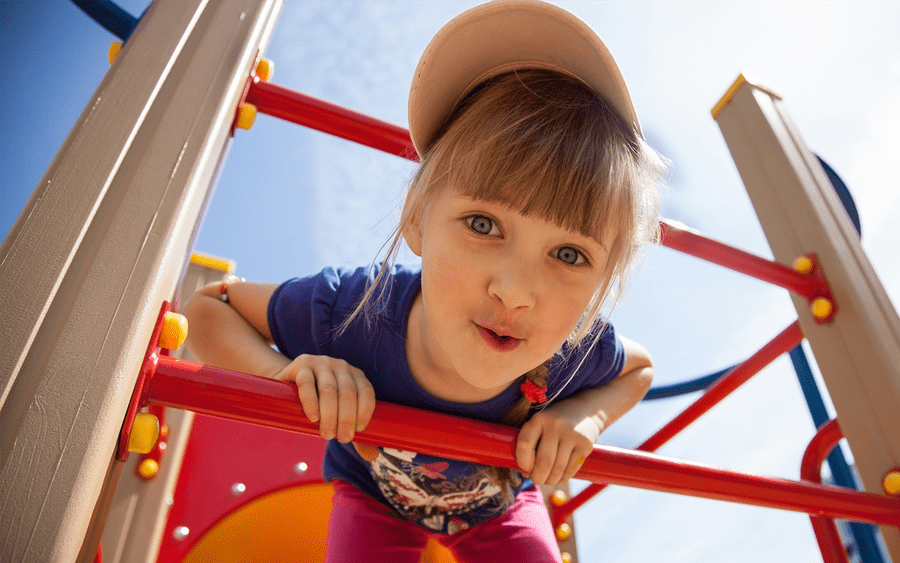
(218, 275, 245, 304)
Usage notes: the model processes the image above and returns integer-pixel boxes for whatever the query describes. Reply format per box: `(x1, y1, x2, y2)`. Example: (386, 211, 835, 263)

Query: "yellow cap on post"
(549, 489, 568, 507)
(883, 468, 900, 496)
(160, 312, 188, 350)
(236, 103, 257, 130)
(811, 297, 834, 321)
(108, 41, 122, 64)
(255, 58, 274, 81)
(793, 256, 814, 275)
(128, 413, 160, 454)
(138, 458, 160, 480)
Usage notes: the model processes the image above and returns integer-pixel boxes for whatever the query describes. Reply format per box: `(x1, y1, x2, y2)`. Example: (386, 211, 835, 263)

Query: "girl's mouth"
(475, 324, 522, 352)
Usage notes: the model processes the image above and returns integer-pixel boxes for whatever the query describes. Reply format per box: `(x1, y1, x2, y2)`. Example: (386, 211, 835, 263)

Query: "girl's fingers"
(334, 363, 360, 443)
(545, 439, 573, 486)
(281, 355, 371, 442)
(293, 365, 321, 424)
(353, 370, 376, 432)
(531, 433, 560, 485)
(515, 422, 542, 475)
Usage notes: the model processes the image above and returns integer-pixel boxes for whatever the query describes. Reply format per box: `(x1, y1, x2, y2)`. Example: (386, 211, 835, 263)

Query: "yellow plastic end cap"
(255, 58, 274, 81)
(549, 489, 568, 507)
(555, 523, 571, 542)
(883, 469, 900, 496)
(561, 553, 573, 563)
(108, 42, 122, 64)
(138, 458, 160, 480)
(236, 103, 257, 130)
(811, 297, 834, 321)
(793, 256, 814, 274)
(190, 252, 236, 274)
(128, 413, 160, 454)
(160, 312, 188, 350)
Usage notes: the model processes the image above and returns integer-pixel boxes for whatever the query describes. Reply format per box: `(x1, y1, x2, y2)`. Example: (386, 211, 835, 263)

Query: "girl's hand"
(515, 404, 601, 486)
(273, 354, 375, 443)
(515, 336, 654, 486)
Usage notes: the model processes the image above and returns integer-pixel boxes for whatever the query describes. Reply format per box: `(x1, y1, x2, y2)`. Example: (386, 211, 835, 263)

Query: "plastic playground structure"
(1, 2, 899, 562)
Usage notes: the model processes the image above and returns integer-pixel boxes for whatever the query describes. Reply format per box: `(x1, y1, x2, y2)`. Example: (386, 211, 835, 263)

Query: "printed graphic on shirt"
(368, 447, 521, 534)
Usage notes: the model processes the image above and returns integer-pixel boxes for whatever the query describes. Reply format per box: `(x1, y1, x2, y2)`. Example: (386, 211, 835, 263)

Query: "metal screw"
(173, 526, 190, 541)
(294, 461, 308, 474)
(231, 482, 246, 496)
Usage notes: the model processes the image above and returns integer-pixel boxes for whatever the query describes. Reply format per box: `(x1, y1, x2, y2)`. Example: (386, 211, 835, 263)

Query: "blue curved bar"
(643, 367, 732, 401)
(71, 0, 139, 41)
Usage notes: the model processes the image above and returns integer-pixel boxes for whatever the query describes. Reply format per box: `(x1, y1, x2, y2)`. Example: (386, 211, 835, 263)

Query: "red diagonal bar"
(145, 350, 900, 528)
(553, 321, 805, 526)
(659, 220, 822, 299)
(245, 78, 419, 161)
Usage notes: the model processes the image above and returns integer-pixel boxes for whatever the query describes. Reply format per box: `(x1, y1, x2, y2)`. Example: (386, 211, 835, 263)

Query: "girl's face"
(404, 185, 612, 403)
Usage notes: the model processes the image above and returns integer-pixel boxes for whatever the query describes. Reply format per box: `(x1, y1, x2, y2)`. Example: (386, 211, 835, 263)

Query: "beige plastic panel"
(713, 74, 900, 559)
(100, 256, 235, 563)
(0, 1, 282, 562)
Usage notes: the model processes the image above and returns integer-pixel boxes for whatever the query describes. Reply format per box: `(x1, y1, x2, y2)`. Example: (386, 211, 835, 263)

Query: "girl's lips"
(475, 324, 522, 352)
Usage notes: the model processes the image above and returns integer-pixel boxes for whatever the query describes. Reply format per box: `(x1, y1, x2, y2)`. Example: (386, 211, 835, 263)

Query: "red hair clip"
(520, 379, 547, 404)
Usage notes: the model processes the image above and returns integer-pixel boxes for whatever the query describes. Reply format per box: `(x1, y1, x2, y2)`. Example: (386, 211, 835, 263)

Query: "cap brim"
(409, 0, 641, 155)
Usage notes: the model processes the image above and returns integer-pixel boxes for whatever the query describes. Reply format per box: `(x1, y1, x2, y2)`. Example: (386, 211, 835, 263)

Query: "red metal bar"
(244, 82, 831, 305)
(245, 78, 419, 161)
(241, 81, 834, 305)
(802, 419, 852, 563)
(145, 353, 900, 528)
(553, 321, 805, 526)
(659, 220, 822, 299)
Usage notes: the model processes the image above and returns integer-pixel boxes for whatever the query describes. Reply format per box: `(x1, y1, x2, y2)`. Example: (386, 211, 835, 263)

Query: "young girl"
(185, 1, 667, 560)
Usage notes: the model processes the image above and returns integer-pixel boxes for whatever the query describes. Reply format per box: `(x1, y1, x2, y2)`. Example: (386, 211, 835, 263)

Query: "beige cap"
(408, 0, 641, 155)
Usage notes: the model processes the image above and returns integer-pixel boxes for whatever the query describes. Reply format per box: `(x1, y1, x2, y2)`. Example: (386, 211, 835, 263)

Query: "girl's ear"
(402, 220, 423, 257)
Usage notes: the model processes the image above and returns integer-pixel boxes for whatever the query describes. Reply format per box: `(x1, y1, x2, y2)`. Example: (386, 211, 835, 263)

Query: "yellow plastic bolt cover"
(159, 312, 188, 350)
(236, 103, 257, 130)
(555, 523, 571, 542)
(128, 413, 160, 454)
(549, 489, 568, 507)
(811, 297, 834, 321)
(883, 469, 900, 496)
(255, 58, 274, 81)
(108, 41, 122, 64)
(138, 458, 159, 480)
(106, 41, 122, 64)
(560, 552, 573, 563)
(793, 256, 814, 274)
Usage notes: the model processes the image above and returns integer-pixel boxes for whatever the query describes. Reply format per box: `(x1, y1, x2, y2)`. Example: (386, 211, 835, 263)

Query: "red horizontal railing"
(144, 355, 900, 528)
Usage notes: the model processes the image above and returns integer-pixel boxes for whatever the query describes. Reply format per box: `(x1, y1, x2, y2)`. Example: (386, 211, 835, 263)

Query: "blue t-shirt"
(268, 264, 625, 534)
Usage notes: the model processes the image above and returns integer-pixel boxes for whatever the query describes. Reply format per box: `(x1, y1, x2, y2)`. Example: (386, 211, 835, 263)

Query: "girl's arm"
(183, 279, 375, 443)
(515, 336, 653, 486)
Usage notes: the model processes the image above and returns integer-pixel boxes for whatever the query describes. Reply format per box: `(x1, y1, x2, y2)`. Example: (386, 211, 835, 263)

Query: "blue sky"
(2, 1, 899, 561)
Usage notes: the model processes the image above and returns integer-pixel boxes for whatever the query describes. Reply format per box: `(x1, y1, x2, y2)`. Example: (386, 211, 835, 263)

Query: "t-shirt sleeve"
(546, 321, 626, 401)
(267, 267, 343, 359)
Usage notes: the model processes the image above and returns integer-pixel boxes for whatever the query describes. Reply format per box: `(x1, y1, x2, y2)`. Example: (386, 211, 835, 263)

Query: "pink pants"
(325, 480, 562, 563)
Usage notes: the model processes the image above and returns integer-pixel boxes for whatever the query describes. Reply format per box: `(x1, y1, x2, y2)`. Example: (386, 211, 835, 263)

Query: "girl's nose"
(487, 258, 537, 310)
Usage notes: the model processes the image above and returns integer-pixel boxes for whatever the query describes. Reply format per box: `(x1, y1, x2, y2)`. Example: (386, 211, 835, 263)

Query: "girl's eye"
(466, 215, 498, 236)
(554, 246, 585, 265)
